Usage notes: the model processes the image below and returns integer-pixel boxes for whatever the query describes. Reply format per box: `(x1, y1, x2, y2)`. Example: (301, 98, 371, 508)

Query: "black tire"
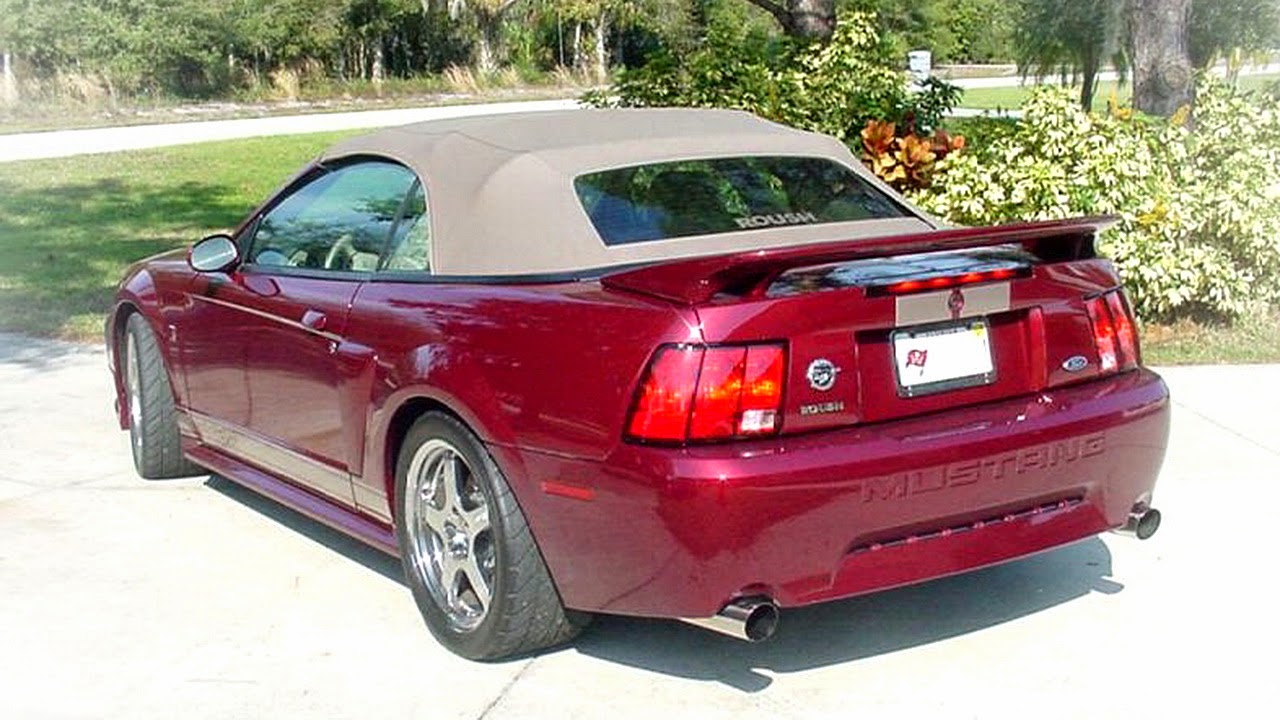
(122, 314, 202, 480)
(394, 412, 588, 659)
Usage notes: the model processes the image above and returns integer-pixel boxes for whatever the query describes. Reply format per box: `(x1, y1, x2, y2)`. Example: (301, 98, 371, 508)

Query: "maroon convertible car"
(108, 109, 1168, 659)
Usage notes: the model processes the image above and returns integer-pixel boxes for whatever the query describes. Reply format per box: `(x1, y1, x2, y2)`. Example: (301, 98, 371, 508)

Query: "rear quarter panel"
(346, 280, 699, 505)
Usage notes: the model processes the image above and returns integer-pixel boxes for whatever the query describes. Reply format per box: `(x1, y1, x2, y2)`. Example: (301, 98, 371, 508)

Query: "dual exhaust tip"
(1114, 505, 1162, 540)
(681, 597, 780, 643)
(684, 505, 1162, 643)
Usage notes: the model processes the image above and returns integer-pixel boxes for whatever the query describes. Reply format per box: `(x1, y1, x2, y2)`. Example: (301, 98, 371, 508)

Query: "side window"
(382, 182, 430, 272)
(249, 161, 417, 272)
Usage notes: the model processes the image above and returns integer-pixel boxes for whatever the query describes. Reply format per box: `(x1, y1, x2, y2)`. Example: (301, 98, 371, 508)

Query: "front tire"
(394, 413, 586, 659)
(123, 314, 202, 479)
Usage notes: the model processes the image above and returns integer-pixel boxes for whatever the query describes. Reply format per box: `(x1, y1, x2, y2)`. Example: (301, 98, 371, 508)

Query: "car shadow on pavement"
(204, 475, 404, 583)
(202, 472, 1120, 692)
(571, 537, 1121, 692)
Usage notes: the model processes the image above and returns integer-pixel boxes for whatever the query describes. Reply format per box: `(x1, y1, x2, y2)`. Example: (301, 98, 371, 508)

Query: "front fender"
(106, 249, 194, 428)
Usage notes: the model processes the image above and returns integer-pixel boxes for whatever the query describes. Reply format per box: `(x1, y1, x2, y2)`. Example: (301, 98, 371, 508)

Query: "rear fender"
(361, 343, 524, 518)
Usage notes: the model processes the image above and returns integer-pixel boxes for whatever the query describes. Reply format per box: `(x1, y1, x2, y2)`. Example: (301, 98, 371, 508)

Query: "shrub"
(584, 12, 961, 142)
(911, 80, 1280, 321)
(860, 120, 965, 191)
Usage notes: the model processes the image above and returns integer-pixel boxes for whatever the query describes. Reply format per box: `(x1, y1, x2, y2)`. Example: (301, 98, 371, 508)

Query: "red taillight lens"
(689, 347, 747, 440)
(1085, 296, 1118, 373)
(1086, 289, 1140, 375)
(626, 346, 701, 441)
(628, 343, 786, 443)
(738, 345, 785, 434)
(1105, 291, 1140, 368)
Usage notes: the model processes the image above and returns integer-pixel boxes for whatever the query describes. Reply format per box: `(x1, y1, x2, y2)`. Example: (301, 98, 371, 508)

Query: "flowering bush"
(861, 120, 965, 191)
(911, 80, 1280, 320)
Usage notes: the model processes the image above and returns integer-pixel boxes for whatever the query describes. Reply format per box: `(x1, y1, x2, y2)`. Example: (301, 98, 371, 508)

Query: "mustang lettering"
(859, 433, 1107, 503)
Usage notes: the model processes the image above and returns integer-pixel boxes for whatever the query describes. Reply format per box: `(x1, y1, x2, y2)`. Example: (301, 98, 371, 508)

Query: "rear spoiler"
(599, 216, 1119, 305)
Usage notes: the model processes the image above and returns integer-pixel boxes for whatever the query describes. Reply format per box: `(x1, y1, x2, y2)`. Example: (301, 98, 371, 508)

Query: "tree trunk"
(1080, 48, 1100, 110)
(1, 51, 15, 105)
(742, 0, 836, 42)
(593, 10, 609, 83)
(1131, 0, 1194, 117)
(478, 25, 496, 73)
(471, 2, 520, 74)
(572, 22, 584, 70)
(372, 40, 385, 91)
(557, 11, 565, 67)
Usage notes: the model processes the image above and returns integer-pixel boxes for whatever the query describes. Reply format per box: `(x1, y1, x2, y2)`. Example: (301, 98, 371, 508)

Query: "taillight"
(625, 346, 701, 441)
(1085, 296, 1118, 372)
(1106, 291, 1140, 367)
(628, 343, 786, 443)
(1085, 289, 1140, 374)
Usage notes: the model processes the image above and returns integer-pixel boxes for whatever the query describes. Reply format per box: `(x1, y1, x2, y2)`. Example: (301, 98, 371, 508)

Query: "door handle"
(301, 309, 328, 331)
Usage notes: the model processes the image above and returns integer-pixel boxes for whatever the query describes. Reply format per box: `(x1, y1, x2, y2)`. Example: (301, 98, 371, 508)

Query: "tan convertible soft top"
(322, 108, 936, 276)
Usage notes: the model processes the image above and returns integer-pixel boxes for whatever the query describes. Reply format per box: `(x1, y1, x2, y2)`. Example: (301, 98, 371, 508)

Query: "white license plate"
(891, 320, 995, 396)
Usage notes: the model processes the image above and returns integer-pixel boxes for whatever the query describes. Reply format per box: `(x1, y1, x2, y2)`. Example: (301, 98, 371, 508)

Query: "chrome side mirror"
(189, 234, 240, 273)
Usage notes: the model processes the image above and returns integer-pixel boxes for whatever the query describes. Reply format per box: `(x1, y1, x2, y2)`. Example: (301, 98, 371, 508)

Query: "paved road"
(946, 62, 1280, 89)
(1, 332, 1276, 719)
(4, 62, 1275, 163)
(0, 99, 580, 163)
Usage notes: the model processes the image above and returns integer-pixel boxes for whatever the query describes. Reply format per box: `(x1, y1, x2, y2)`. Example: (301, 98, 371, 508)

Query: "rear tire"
(394, 412, 588, 659)
(123, 314, 202, 479)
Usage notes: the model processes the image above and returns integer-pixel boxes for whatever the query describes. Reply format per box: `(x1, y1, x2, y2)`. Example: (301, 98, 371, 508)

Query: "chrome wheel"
(125, 332, 143, 456)
(402, 439, 495, 632)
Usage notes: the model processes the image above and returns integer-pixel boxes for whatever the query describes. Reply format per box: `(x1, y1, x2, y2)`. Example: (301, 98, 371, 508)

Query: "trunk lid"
(604, 217, 1127, 435)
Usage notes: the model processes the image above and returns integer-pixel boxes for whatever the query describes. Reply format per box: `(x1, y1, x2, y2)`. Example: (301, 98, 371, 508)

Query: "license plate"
(891, 320, 995, 397)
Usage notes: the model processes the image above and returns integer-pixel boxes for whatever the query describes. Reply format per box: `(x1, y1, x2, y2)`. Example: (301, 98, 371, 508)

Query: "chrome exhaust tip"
(681, 597, 780, 642)
(1114, 506, 1162, 540)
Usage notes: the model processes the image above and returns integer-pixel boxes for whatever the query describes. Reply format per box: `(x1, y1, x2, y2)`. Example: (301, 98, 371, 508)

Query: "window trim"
(376, 179, 428, 273)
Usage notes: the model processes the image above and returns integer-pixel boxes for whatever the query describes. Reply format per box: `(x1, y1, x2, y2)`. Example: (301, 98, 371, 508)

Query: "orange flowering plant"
(860, 120, 965, 191)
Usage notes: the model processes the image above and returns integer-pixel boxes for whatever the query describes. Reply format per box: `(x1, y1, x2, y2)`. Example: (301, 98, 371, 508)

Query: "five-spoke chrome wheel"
(394, 413, 588, 658)
(125, 331, 144, 459)
(402, 439, 496, 632)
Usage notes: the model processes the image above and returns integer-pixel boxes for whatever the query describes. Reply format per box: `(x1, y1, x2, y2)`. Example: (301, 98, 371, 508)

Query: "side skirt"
(185, 441, 399, 557)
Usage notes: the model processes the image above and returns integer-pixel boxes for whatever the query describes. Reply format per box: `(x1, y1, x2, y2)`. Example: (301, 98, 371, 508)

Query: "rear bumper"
(508, 369, 1170, 618)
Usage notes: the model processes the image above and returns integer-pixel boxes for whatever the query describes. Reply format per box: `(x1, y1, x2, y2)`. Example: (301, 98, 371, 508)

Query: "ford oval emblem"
(806, 358, 839, 391)
(1062, 355, 1089, 372)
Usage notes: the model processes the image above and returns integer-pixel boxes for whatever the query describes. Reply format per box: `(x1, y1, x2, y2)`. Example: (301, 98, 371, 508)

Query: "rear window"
(573, 156, 908, 245)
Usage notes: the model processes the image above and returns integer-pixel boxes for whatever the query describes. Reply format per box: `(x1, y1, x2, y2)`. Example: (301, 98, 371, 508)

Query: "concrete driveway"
(1, 332, 1276, 719)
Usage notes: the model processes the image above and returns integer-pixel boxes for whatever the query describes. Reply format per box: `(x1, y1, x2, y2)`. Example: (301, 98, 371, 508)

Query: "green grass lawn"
(0, 131, 1275, 363)
(1142, 311, 1280, 366)
(0, 131, 357, 339)
(959, 73, 1280, 111)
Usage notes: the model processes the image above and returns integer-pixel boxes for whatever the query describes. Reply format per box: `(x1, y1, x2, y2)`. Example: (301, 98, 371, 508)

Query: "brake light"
(626, 346, 701, 441)
(628, 343, 786, 443)
(689, 347, 746, 439)
(1105, 291, 1140, 367)
(1085, 297, 1118, 373)
(881, 267, 1021, 295)
(1085, 289, 1140, 374)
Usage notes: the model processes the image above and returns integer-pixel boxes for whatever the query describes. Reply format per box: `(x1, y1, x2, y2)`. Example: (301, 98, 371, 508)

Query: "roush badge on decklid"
(806, 358, 839, 391)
